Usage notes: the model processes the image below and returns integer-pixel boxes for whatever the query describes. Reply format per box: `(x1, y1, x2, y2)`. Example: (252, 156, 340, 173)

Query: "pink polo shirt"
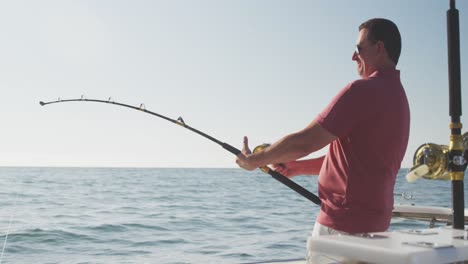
(314, 69, 410, 233)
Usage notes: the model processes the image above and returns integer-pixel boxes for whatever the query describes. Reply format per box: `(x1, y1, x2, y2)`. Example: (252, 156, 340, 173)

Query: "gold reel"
(464, 131, 468, 150)
(252, 143, 271, 173)
(412, 143, 450, 180)
(408, 132, 468, 181)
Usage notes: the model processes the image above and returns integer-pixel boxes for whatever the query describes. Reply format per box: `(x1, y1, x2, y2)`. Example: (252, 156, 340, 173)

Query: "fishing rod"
(39, 97, 322, 206)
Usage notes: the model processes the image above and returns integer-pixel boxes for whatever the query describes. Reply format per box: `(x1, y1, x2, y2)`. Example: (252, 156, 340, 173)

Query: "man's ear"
(376, 41, 387, 57)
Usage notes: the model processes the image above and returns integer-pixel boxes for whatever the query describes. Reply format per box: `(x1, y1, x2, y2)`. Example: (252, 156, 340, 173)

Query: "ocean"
(0, 167, 466, 264)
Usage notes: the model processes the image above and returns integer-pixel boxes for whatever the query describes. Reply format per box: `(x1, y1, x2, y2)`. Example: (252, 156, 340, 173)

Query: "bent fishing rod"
(39, 97, 321, 205)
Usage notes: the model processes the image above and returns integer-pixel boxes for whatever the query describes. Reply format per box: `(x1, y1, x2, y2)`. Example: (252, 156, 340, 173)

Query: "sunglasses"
(355, 40, 378, 55)
(355, 45, 362, 55)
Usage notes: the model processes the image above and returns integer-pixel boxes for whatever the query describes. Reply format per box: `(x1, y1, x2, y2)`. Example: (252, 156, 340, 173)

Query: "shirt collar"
(369, 68, 400, 78)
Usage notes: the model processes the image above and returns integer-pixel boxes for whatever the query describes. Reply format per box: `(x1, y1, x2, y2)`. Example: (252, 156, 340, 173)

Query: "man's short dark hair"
(359, 18, 401, 65)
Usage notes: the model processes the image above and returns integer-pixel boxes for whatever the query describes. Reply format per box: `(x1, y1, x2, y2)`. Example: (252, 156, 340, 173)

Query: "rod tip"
(39, 101, 45, 106)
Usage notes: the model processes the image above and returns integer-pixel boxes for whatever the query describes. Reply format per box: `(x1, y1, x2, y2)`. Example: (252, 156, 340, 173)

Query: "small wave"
(2, 228, 99, 246)
(265, 242, 298, 250)
(155, 238, 189, 245)
(221, 252, 254, 258)
(130, 241, 158, 247)
(81, 224, 128, 233)
(92, 248, 151, 256)
(123, 223, 169, 231)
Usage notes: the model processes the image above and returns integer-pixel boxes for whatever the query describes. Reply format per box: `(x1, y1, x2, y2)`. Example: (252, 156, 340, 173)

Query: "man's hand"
(235, 136, 257, 171)
(272, 162, 297, 178)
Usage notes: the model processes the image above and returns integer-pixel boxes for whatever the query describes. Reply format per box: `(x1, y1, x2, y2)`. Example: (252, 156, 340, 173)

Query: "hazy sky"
(0, 0, 467, 168)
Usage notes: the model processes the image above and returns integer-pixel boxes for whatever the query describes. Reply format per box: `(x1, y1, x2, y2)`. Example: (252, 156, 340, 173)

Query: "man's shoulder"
(342, 79, 374, 93)
(347, 74, 401, 91)
(348, 77, 379, 87)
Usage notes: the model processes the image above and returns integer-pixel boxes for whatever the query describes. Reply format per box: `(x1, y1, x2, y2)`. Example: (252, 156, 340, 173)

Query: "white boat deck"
(250, 227, 468, 264)
(308, 226, 468, 264)
(246, 205, 468, 264)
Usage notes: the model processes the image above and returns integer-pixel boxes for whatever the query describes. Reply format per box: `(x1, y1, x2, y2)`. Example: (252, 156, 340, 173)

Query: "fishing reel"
(253, 143, 271, 173)
(406, 132, 468, 182)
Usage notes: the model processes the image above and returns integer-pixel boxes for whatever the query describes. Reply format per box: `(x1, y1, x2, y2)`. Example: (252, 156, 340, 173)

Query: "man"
(236, 18, 409, 239)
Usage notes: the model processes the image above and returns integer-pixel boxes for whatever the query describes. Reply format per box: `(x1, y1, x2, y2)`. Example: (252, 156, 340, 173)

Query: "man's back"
(315, 68, 410, 233)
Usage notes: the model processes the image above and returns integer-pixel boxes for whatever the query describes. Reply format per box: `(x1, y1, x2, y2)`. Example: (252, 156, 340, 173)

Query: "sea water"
(0, 167, 466, 264)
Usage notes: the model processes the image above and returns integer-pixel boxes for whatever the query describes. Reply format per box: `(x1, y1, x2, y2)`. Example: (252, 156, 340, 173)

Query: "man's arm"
(273, 156, 325, 177)
(236, 120, 336, 170)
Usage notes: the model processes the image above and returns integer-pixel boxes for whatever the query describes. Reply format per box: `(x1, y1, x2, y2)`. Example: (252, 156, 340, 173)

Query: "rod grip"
(267, 168, 322, 205)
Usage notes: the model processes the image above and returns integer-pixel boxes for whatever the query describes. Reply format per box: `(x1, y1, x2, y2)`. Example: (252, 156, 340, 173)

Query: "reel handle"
(406, 164, 430, 182)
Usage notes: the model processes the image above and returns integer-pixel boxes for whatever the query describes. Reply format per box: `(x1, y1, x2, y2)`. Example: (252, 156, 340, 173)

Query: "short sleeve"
(314, 80, 380, 138)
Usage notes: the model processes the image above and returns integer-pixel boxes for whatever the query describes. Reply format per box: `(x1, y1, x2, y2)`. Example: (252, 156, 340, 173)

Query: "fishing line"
(40, 97, 321, 205)
(0, 192, 18, 264)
